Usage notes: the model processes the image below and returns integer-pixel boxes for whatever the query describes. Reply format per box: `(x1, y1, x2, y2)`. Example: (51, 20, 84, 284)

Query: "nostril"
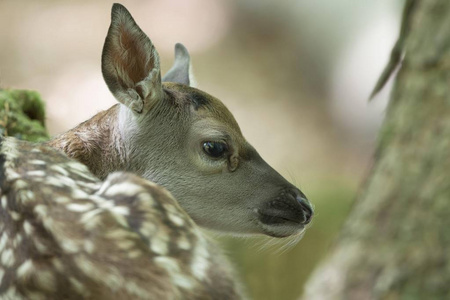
(297, 196, 313, 225)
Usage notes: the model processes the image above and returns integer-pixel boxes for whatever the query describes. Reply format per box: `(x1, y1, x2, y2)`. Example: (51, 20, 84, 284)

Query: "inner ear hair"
(101, 3, 163, 114)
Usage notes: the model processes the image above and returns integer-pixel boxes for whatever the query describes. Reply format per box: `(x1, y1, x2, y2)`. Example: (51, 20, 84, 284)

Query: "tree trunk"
(303, 1, 450, 299)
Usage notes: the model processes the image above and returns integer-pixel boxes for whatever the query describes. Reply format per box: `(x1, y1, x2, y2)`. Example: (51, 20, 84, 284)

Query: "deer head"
(50, 3, 313, 238)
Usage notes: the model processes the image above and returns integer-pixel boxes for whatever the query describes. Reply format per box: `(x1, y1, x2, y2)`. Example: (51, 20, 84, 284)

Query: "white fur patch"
(104, 182, 144, 197)
(1, 248, 15, 267)
(17, 259, 34, 279)
(150, 235, 168, 256)
(23, 221, 34, 235)
(154, 257, 195, 289)
(26, 170, 46, 177)
(0, 267, 4, 283)
(168, 213, 185, 227)
(177, 235, 191, 250)
(0, 232, 9, 252)
(66, 202, 95, 213)
(50, 164, 70, 176)
(29, 160, 46, 165)
(190, 237, 210, 281)
(1, 195, 7, 210)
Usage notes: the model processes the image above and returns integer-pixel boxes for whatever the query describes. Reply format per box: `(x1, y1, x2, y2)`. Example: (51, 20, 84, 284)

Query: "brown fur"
(47, 105, 125, 180)
(0, 137, 242, 299)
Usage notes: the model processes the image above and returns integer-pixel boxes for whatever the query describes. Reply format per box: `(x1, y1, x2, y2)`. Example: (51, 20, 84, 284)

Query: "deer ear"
(102, 3, 163, 114)
(162, 43, 195, 87)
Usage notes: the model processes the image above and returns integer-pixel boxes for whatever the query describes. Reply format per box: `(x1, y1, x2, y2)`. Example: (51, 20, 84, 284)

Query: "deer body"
(0, 137, 241, 299)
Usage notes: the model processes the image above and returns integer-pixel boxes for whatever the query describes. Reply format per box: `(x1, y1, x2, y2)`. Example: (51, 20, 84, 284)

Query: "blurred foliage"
(216, 180, 355, 300)
(0, 89, 49, 142)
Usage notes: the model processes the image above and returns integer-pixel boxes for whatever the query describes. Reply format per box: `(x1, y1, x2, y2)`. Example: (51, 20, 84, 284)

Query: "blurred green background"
(0, 0, 404, 299)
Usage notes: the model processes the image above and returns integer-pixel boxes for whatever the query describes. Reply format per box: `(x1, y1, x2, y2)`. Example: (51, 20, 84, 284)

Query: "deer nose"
(296, 192, 313, 225)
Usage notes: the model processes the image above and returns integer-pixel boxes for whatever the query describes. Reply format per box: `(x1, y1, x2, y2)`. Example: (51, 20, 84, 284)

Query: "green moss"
(0, 89, 49, 142)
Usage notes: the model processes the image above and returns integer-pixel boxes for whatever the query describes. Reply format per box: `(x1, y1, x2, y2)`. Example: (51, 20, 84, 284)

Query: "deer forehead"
(163, 82, 246, 143)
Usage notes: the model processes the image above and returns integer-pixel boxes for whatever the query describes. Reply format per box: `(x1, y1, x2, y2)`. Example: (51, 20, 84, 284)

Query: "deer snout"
(257, 188, 314, 237)
(297, 192, 313, 225)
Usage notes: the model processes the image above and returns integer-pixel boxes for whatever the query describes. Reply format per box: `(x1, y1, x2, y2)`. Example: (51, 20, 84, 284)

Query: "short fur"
(0, 137, 242, 299)
(48, 3, 313, 238)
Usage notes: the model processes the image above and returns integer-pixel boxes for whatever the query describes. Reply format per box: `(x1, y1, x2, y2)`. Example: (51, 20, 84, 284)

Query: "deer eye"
(202, 141, 227, 158)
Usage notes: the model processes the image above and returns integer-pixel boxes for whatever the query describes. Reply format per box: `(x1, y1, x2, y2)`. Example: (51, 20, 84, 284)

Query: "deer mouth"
(255, 209, 307, 238)
(255, 190, 314, 238)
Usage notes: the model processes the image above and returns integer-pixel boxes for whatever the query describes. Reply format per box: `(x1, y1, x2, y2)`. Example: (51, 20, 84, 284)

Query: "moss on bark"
(0, 89, 49, 142)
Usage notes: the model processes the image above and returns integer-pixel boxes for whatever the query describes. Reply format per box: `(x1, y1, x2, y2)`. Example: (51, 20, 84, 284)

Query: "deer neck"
(47, 104, 126, 179)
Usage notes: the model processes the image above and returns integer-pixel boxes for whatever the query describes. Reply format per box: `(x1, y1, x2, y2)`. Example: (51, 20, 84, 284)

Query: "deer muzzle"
(257, 188, 314, 237)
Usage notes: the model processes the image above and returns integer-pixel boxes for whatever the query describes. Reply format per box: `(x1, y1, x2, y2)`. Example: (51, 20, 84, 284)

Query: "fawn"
(48, 3, 313, 238)
(0, 3, 313, 299)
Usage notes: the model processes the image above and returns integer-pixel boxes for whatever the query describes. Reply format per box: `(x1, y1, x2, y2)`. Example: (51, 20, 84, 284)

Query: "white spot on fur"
(66, 202, 95, 212)
(177, 235, 191, 250)
(66, 162, 96, 181)
(0, 232, 9, 252)
(191, 237, 210, 281)
(61, 239, 80, 254)
(1, 195, 7, 210)
(154, 257, 195, 289)
(139, 221, 156, 237)
(35, 269, 56, 292)
(104, 182, 143, 197)
(71, 188, 89, 199)
(29, 160, 46, 165)
(18, 190, 35, 205)
(55, 196, 70, 204)
(151, 235, 168, 256)
(117, 239, 135, 251)
(163, 203, 178, 214)
(3, 139, 20, 159)
(13, 234, 23, 247)
(1, 248, 15, 267)
(5, 169, 20, 181)
(34, 205, 48, 217)
(168, 213, 185, 227)
(45, 176, 65, 188)
(23, 221, 34, 235)
(5, 286, 20, 299)
(84, 240, 95, 254)
(34, 239, 49, 254)
(128, 250, 142, 259)
(10, 211, 21, 221)
(14, 179, 28, 189)
(17, 259, 34, 279)
(137, 192, 154, 205)
(80, 209, 102, 230)
(26, 170, 46, 177)
(110, 206, 130, 216)
(50, 164, 70, 176)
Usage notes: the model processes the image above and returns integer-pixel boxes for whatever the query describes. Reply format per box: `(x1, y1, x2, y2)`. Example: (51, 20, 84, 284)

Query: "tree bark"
(303, 1, 450, 299)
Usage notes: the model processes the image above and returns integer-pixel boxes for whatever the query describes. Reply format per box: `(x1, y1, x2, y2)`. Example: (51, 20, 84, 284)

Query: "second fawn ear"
(162, 43, 195, 86)
(102, 4, 163, 114)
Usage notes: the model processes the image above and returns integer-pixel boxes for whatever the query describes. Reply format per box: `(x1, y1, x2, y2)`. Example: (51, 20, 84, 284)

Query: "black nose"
(296, 193, 313, 225)
(258, 189, 314, 227)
